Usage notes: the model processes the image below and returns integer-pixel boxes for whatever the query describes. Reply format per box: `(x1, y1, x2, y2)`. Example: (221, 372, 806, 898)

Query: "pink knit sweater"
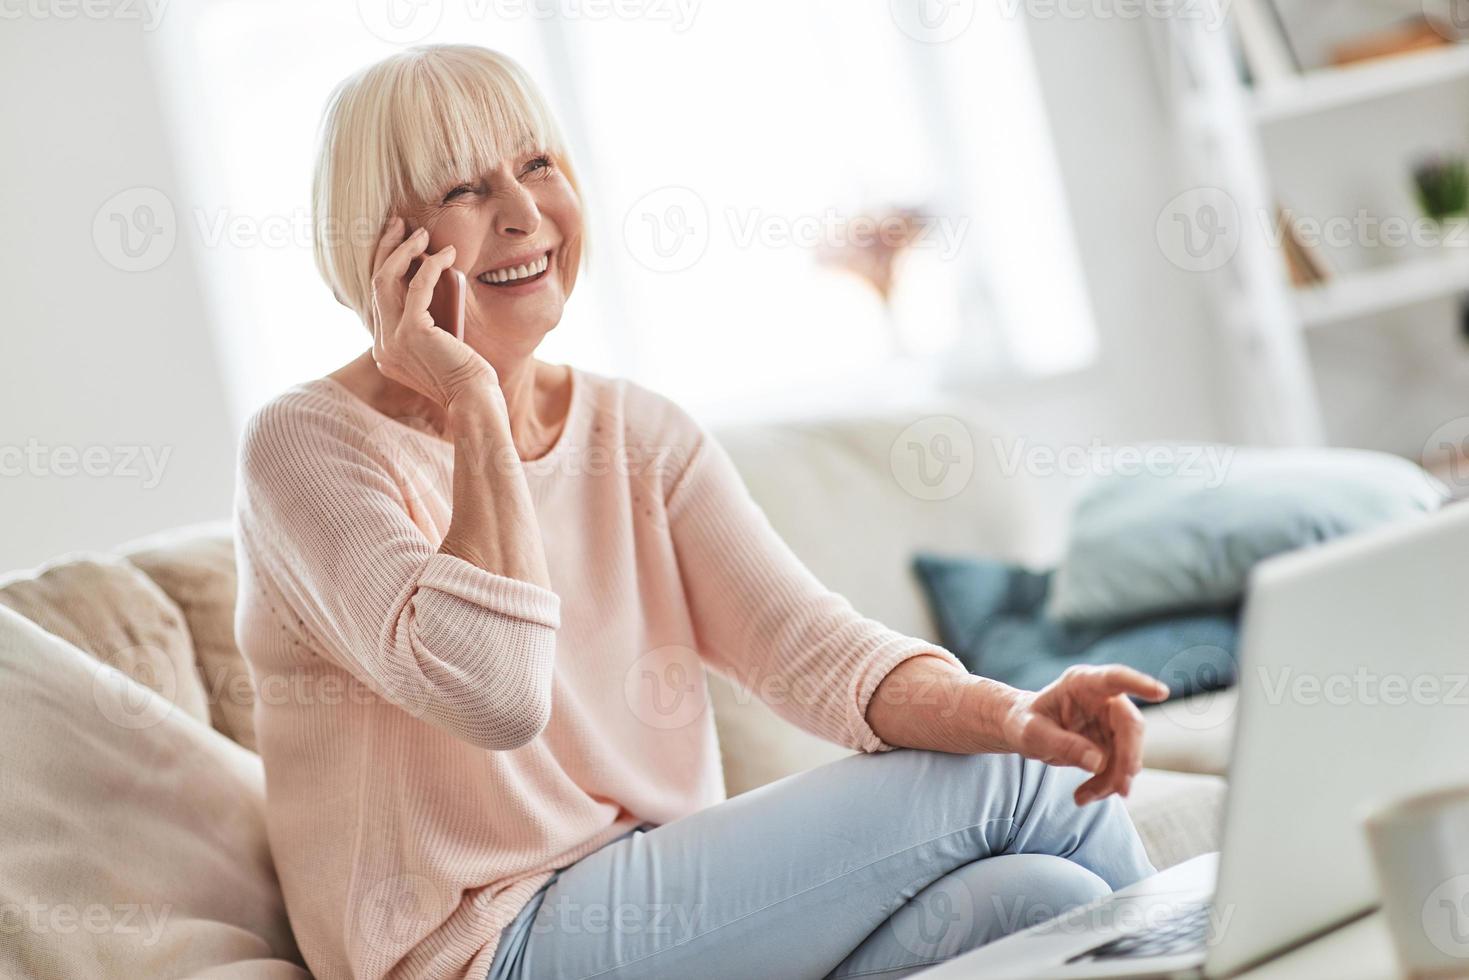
(232, 368, 960, 980)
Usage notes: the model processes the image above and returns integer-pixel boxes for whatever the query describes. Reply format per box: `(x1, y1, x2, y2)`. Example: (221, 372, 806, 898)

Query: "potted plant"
(1412, 153, 1469, 248)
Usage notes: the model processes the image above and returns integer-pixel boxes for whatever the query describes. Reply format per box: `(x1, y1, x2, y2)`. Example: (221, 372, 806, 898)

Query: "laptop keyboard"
(1064, 900, 1211, 963)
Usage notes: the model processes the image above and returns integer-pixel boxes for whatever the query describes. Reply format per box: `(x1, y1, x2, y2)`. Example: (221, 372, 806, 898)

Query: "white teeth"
(481, 254, 549, 284)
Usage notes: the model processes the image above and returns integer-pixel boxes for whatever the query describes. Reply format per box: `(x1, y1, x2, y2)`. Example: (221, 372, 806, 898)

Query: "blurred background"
(4, 0, 1469, 569)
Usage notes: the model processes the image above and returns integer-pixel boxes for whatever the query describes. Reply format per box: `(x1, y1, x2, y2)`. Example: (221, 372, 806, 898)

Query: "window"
(148, 0, 1097, 426)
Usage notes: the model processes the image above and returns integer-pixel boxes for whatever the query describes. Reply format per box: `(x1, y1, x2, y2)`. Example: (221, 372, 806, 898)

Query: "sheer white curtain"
(149, 0, 1096, 428)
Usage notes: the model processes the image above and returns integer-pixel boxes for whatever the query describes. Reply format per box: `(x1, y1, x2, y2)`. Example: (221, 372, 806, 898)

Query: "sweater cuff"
(418, 552, 562, 630)
(849, 639, 968, 754)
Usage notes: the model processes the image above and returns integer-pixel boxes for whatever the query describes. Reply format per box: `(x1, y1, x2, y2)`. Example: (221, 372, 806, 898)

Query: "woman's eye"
(441, 161, 547, 204)
(442, 183, 477, 204)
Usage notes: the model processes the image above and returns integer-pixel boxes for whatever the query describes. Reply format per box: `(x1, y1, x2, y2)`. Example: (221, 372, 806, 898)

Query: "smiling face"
(411, 148, 583, 362)
(311, 45, 587, 358)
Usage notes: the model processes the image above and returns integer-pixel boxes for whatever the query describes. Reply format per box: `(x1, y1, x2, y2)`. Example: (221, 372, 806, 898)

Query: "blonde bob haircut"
(311, 44, 582, 321)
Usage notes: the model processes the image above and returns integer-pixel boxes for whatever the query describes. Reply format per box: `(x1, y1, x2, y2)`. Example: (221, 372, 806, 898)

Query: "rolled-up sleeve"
(665, 428, 965, 753)
(236, 400, 559, 751)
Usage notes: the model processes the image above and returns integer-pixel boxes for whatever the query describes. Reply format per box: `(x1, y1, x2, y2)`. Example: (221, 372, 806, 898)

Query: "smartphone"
(428, 267, 467, 342)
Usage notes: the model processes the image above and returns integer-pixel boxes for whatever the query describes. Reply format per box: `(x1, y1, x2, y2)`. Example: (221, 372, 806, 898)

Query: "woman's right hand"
(367, 215, 497, 408)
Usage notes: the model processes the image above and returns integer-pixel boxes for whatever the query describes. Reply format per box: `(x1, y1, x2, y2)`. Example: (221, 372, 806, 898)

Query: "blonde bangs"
(387, 47, 566, 209)
(312, 45, 581, 320)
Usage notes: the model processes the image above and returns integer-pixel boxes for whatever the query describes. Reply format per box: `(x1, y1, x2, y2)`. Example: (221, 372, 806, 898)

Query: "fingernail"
(1082, 750, 1103, 772)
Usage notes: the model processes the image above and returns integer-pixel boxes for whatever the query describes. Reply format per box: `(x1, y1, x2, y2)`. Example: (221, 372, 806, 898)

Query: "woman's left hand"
(1001, 665, 1170, 806)
(867, 655, 1171, 807)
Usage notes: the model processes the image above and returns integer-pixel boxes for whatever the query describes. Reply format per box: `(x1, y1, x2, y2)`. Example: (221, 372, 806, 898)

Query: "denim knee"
(979, 854, 1111, 938)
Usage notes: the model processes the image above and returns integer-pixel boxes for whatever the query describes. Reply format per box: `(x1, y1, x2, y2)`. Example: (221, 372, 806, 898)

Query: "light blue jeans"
(487, 749, 1155, 980)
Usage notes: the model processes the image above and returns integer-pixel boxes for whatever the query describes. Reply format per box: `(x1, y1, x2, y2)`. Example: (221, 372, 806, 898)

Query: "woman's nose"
(494, 183, 541, 238)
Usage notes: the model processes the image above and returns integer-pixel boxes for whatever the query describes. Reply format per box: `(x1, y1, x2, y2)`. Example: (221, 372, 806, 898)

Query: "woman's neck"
(497, 357, 567, 461)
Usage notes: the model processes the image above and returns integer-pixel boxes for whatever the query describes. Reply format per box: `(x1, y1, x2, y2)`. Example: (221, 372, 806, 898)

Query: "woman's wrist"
(958, 676, 1026, 754)
(438, 376, 552, 587)
(867, 653, 1023, 754)
(444, 379, 509, 438)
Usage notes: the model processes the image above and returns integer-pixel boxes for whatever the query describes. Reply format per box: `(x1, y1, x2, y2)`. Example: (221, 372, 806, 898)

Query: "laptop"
(917, 501, 1469, 979)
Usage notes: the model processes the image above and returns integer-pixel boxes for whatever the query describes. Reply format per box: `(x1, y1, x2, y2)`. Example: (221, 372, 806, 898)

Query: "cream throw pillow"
(0, 554, 211, 728)
(0, 605, 305, 979)
(122, 526, 255, 751)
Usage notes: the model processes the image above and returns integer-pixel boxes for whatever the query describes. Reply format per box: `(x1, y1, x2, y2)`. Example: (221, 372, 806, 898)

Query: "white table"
(1233, 911, 1401, 979)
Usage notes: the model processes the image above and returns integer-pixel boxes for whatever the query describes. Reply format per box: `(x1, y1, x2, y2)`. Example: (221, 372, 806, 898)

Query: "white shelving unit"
(1156, 4, 1469, 446)
(1297, 248, 1469, 329)
(1251, 43, 1469, 123)
(1152, 6, 1324, 445)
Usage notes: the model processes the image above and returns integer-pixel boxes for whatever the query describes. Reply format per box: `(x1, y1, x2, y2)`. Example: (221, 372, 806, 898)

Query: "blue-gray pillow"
(1046, 447, 1446, 625)
(912, 553, 1236, 698)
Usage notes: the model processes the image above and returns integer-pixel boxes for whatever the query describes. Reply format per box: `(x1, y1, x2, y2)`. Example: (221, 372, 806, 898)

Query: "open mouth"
(476, 250, 552, 288)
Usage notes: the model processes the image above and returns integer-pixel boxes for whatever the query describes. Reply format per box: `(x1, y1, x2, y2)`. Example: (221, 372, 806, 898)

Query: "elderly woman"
(234, 44, 1168, 980)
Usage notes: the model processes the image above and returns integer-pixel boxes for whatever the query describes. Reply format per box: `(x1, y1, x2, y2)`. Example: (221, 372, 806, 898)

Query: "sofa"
(0, 402, 1229, 979)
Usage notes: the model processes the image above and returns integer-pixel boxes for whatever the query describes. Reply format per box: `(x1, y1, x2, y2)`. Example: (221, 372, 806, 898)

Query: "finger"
(364, 220, 407, 349)
(1074, 729, 1121, 805)
(1020, 715, 1107, 775)
(1111, 694, 1146, 796)
(1076, 697, 1146, 804)
(1087, 714, 1128, 805)
(1074, 770, 1109, 806)
(371, 229, 431, 352)
(404, 245, 457, 315)
(1082, 665, 1170, 703)
(370, 215, 408, 277)
(374, 226, 432, 300)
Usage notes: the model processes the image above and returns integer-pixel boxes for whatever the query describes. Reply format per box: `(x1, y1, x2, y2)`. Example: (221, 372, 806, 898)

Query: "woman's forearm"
(437, 382, 552, 590)
(866, 653, 1018, 754)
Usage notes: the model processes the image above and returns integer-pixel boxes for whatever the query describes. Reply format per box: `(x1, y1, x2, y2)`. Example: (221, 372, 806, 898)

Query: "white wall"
(0, 15, 237, 570)
(972, 11, 1228, 448)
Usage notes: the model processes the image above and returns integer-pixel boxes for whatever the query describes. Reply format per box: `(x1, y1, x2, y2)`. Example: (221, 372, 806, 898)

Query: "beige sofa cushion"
(121, 523, 254, 752)
(1140, 689, 1236, 777)
(1124, 768, 1227, 870)
(710, 671, 852, 794)
(0, 553, 210, 728)
(0, 605, 305, 979)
